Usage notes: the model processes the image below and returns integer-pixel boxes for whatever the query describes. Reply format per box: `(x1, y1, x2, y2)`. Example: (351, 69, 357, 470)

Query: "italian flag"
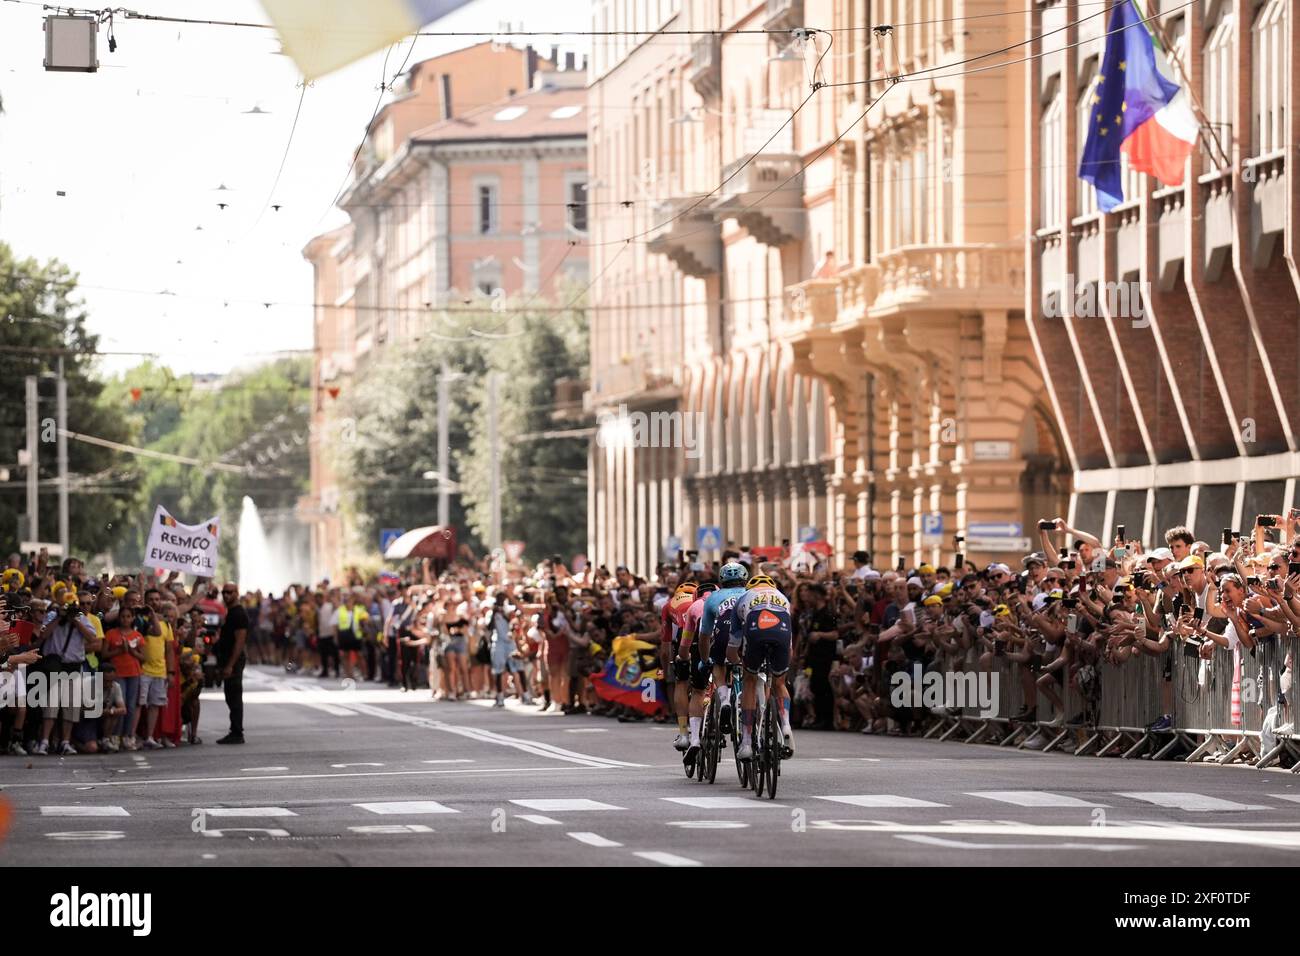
(1121, 2, 1199, 186)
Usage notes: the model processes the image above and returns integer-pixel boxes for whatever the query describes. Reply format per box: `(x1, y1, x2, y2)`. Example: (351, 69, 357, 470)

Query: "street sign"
(921, 512, 943, 546)
(966, 536, 1032, 552)
(969, 522, 1023, 537)
(503, 540, 526, 562)
(972, 440, 1014, 461)
(379, 528, 405, 553)
(664, 534, 682, 558)
(696, 526, 723, 550)
(797, 525, 818, 544)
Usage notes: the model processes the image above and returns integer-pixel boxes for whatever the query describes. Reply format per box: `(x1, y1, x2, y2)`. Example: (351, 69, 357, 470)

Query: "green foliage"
(0, 243, 141, 558)
(344, 294, 589, 564)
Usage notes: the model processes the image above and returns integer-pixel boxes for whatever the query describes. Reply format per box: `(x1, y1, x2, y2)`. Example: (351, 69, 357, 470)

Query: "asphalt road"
(3, 666, 1300, 867)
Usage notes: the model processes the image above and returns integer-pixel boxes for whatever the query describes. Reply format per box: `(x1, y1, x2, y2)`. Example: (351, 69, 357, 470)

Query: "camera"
(1257, 515, 1277, 528)
(1038, 520, 1055, 531)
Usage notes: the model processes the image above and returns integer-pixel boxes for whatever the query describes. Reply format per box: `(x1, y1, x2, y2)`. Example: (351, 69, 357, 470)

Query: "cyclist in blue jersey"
(727, 574, 795, 760)
(695, 561, 748, 735)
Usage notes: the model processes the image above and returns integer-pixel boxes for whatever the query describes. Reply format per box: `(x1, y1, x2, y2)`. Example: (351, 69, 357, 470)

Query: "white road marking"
(818, 758, 881, 762)
(39, 806, 130, 817)
(241, 766, 289, 773)
(0, 764, 600, 790)
(567, 831, 623, 848)
(661, 796, 787, 809)
(815, 795, 948, 808)
(895, 834, 1138, 852)
(810, 820, 1300, 849)
(354, 801, 460, 815)
(1116, 792, 1270, 812)
(510, 798, 626, 812)
(45, 830, 126, 841)
(201, 807, 297, 817)
(331, 763, 384, 768)
(202, 828, 291, 838)
(421, 759, 475, 764)
(634, 851, 703, 867)
(349, 824, 435, 834)
(515, 814, 562, 825)
(564, 729, 609, 734)
(1268, 794, 1300, 805)
(971, 791, 1109, 808)
(336, 701, 645, 769)
(666, 821, 749, 829)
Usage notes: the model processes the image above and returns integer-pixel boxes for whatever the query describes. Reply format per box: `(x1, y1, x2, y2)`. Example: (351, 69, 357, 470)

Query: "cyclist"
(677, 580, 719, 764)
(728, 573, 795, 760)
(695, 561, 749, 736)
(660, 580, 698, 751)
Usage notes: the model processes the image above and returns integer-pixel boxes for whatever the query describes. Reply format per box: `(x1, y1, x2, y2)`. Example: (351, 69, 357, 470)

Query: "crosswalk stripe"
(354, 801, 460, 815)
(1268, 794, 1300, 805)
(635, 850, 703, 867)
(39, 806, 130, 817)
(661, 796, 787, 809)
(515, 814, 562, 825)
(1116, 792, 1270, 812)
(815, 795, 948, 808)
(509, 799, 626, 812)
(567, 831, 623, 847)
(201, 807, 297, 817)
(970, 791, 1109, 808)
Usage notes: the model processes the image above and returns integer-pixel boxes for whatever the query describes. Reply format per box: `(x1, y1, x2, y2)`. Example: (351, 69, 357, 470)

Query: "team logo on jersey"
(757, 610, 782, 630)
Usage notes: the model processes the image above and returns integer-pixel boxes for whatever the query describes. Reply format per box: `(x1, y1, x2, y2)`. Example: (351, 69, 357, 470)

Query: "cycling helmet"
(696, 581, 719, 596)
(719, 562, 749, 584)
(673, 582, 698, 597)
(746, 574, 777, 590)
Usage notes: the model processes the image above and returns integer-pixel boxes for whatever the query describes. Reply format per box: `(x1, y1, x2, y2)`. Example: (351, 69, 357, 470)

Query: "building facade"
(588, 0, 1067, 577)
(302, 44, 589, 580)
(1026, 0, 1299, 545)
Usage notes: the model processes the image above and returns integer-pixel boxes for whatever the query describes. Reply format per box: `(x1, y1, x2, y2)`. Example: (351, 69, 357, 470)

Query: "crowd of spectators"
(4, 513, 1294, 760)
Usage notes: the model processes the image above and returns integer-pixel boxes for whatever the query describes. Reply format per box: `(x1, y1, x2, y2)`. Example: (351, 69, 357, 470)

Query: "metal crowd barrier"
(919, 636, 1299, 771)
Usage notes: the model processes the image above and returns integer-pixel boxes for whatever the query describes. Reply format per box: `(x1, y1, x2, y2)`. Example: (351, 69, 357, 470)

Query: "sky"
(0, 0, 591, 377)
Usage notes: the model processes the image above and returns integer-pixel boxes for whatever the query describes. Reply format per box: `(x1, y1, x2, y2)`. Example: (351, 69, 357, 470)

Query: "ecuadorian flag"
(260, 0, 474, 81)
(1078, 0, 1198, 211)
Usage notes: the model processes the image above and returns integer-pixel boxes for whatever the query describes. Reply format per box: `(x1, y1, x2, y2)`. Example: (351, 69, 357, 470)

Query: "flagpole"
(1128, 0, 1232, 169)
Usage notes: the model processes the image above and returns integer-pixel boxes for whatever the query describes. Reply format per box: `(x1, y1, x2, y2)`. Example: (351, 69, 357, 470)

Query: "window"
(1077, 61, 1100, 216)
(1202, 8, 1234, 172)
(567, 177, 589, 233)
(476, 181, 498, 235)
(1251, 0, 1286, 156)
(1040, 75, 1064, 228)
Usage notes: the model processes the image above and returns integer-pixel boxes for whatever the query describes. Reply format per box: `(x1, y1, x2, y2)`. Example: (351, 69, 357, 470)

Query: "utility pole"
(436, 362, 451, 527)
(56, 357, 69, 556)
(24, 375, 38, 544)
(488, 370, 501, 550)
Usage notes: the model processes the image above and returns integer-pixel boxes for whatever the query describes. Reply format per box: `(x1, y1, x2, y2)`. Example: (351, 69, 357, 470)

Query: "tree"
(0, 243, 141, 559)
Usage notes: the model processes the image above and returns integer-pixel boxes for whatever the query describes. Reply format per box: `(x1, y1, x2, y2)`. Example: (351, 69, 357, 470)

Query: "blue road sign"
(664, 534, 683, 558)
(921, 513, 944, 538)
(696, 526, 723, 550)
(379, 528, 406, 553)
(798, 525, 819, 544)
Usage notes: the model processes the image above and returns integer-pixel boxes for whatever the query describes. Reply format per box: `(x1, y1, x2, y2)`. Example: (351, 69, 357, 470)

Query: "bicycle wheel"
(752, 699, 766, 797)
(704, 696, 720, 784)
(764, 694, 780, 800)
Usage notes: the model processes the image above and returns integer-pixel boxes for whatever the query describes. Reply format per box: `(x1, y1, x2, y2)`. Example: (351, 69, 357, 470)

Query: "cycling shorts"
(740, 607, 792, 676)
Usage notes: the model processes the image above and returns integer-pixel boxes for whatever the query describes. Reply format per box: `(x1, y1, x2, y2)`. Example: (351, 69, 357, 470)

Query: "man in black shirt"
(216, 582, 249, 744)
(799, 585, 840, 730)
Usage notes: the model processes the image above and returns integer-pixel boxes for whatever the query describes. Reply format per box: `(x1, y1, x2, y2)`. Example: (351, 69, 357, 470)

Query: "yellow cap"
(936, 582, 955, 596)
(994, 604, 1011, 617)
(922, 595, 943, 607)
(919, 564, 936, 574)
(111, 586, 128, 599)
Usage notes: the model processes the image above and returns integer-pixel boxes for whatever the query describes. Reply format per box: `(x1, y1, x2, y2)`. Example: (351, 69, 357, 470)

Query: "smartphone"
(1192, 606, 1204, 622)
(1290, 508, 1300, 521)
(1222, 529, 1233, 547)
(1248, 575, 1260, 586)
(1112, 546, 1128, 560)
(1066, 613, 1079, 634)
(1289, 562, 1300, 575)
(1038, 520, 1055, 531)
(896, 556, 905, 572)
(686, 550, 698, 559)
(1116, 524, 1126, 541)
(902, 605, 916, 627)
(1258, 515, 1277, 528)
(1063, 596, 1078, 608)
(954, 552, 964, 569)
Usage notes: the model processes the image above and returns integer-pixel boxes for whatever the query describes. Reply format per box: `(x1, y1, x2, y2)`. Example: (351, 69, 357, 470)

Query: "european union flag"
(1077, 0, 1181, 211)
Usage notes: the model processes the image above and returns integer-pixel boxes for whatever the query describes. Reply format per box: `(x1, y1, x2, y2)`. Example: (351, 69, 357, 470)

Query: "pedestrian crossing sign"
(696, 526, 723, 550)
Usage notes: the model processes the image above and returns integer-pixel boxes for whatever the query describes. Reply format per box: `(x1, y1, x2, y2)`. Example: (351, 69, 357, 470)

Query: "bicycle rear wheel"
(764, 694, 781, 800)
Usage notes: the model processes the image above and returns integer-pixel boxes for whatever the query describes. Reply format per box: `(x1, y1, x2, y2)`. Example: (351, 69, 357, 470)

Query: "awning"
(382, 525, 457, 561)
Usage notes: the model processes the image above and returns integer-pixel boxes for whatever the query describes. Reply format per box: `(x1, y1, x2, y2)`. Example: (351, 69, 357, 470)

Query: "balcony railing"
(711, 153, 804, 246)
(688, 34, 721, 99)
(646, 196, 722, 277)
(763, 0, 803, 32)
(871, 243, 1024, 314)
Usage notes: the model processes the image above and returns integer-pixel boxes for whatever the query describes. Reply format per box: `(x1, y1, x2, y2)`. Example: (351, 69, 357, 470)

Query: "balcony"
(589, 354, 683, 409)
(646, 196, 722, 277)
(870, 243, 1024, 316)
(688, 34, 721, 100)
(710, 153, 804, 246)
(763, 0, 803, 33)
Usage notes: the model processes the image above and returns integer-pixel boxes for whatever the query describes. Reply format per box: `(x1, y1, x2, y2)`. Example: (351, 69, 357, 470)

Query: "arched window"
(1202, 5, 1235, 173)
(1251, 0, 1286, 156)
